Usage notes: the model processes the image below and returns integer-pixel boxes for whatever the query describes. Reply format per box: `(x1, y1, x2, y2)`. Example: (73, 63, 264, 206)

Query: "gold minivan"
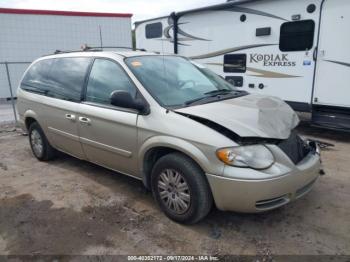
(17, 51, 322, 224)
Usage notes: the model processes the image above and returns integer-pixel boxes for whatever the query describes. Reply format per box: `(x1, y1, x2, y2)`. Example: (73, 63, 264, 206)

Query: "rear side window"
(21, 59, 53, 94)
(85, 59, 137, 105)
(21, 57, 91, 102)
(145, 22, 163, 39)
(279, 20, 315, 52)
(224, 54, 247, 73)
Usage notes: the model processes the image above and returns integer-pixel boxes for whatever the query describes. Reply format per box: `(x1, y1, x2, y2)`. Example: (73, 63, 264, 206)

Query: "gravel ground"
(0, 123, 349, 257)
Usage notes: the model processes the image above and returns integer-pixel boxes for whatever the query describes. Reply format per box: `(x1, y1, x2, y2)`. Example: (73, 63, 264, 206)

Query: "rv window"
(145, 22, 163, 39)
(224, 54, 247, 73)
(279, 20, 315, 52)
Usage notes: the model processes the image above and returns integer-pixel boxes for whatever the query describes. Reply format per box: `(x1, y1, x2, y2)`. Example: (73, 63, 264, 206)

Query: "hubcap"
(157, 169, 191, 215)
(30, 130, 43, 157)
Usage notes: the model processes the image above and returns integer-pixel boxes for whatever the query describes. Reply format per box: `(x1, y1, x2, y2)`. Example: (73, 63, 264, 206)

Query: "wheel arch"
(24, 110, 40, 131)
(139, 136, 211, 189)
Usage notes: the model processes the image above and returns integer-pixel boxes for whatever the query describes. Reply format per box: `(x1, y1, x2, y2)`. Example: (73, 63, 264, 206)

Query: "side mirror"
(110, 91, 149, 114)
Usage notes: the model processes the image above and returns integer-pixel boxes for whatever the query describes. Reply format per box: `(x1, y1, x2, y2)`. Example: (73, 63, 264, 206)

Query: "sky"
(0, 0, 224, 22)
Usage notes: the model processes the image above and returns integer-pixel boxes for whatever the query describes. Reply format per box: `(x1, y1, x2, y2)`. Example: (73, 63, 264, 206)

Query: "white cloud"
(0, 0, 224, 22)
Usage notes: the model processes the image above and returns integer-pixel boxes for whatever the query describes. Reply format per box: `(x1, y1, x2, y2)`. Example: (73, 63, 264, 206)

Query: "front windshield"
(125, 56, 239, 107)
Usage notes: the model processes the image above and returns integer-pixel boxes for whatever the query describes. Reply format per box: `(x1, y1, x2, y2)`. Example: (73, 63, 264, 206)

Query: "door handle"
(65, 114, 76, 121)
(79, 117, 91, 125)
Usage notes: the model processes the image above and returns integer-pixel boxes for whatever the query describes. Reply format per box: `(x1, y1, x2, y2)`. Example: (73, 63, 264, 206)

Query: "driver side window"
(86, 59, 137, 105)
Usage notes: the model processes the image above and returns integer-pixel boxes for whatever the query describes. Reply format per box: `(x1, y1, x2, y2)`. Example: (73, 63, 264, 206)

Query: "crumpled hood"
(175, 94, 299, 140)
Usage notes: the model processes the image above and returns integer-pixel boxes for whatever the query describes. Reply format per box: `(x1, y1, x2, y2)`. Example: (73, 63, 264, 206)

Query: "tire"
(28, 122, 56, 161)
(151, 153, 213, 224)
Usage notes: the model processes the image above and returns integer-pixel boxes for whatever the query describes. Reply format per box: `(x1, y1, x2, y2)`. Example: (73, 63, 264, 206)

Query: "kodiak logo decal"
(250, 54, 296, 67)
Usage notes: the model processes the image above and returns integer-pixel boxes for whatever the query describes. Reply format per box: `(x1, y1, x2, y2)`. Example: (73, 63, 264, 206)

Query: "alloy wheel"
(157, 169, 191, 215)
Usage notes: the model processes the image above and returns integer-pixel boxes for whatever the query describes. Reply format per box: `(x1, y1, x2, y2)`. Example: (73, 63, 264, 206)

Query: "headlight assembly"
(216, 145, 275, 170)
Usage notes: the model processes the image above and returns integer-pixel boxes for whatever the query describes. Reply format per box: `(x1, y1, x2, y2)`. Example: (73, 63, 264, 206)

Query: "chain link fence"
(0, 62, 31, 125)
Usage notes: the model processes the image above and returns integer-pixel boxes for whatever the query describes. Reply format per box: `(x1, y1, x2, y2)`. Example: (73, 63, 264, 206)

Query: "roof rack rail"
(52, 45, 147, 55)
(82, 46, 147, 52)
(53, 49, 100, 54)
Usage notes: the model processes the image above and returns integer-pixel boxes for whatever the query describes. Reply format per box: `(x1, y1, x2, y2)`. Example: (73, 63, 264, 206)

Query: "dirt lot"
(0, 123, 349, 257)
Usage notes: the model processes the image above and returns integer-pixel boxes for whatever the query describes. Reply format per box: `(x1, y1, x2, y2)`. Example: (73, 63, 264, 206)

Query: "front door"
(78, 58, 139, 177)
(313, 0, 350, 108)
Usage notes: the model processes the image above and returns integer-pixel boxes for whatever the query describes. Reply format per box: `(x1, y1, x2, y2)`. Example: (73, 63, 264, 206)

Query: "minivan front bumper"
(206, 148, 321, 213)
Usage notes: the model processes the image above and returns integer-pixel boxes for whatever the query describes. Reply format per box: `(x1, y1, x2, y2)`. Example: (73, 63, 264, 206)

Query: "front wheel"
(151, 153, 213, 224)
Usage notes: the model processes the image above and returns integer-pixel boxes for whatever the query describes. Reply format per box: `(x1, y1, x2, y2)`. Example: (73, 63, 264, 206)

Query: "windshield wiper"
(204, 89, 233, 95)
(186, 89, 235, 105)
(184, 96, 213, 106)
(185, 89, 247, 106)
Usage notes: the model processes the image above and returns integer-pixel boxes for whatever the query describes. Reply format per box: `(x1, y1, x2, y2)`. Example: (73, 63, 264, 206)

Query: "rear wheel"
(151, 153, 213, 224)
(28, 122, 55, 161)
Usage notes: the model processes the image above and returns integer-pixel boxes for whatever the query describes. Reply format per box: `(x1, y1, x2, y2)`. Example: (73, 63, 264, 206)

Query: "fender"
(138, 135, 225, 187)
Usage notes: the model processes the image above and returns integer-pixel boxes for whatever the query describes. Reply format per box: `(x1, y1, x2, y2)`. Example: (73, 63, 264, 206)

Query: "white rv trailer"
(0, 8, 132, 100)
(135, 0, 350, 130)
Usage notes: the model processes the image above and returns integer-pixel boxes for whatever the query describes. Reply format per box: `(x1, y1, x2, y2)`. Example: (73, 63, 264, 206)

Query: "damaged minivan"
(17, 51, 322, 224)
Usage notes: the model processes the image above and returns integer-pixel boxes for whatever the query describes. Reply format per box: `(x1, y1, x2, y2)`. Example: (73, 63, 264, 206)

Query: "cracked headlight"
(216, 145, 275, 170)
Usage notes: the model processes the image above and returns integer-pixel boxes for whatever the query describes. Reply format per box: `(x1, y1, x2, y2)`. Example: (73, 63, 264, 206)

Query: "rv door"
(313, 0, 350, 108)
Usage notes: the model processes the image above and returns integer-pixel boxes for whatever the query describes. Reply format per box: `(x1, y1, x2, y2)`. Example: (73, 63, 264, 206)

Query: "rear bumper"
(206, 150, 321, 213)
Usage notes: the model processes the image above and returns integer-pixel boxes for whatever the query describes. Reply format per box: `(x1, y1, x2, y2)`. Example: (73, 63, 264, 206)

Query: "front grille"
(278, 131, 311, 165)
